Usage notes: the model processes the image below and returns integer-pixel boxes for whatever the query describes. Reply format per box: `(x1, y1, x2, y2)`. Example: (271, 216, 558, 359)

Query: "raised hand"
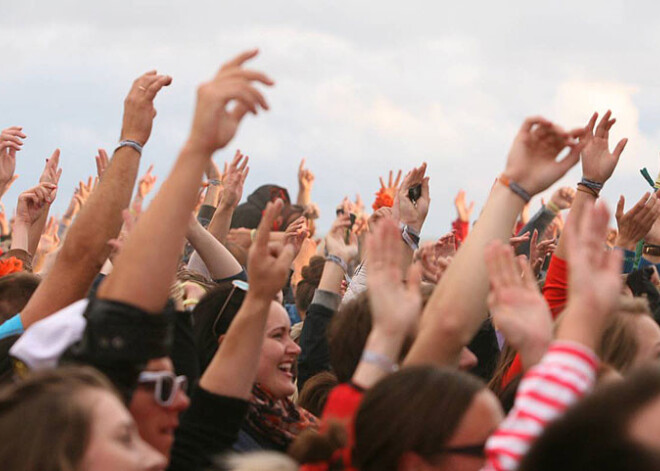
(284, 216, 309, 258)
(39, 149, 63, 203)
(503, 117, 585, 196)
(509, 231, 530, 249)
(614, 192, 660, 251)
(0, 126, 25, 193)
(485, 240, 552, 368)
(436, 232, 456, 258)
(529, 229, 556, 275)
(325, 208, 359, 264)
(137, 164, 157, 198)
(580, 111, 627, 185)
(95, 149, 109, 179)
(550, 186, 576, 211)
(247, 200, 295, 300)
(298, 159, 315, 191)
(414, 242, 450, 284)
(378, 169, 402, 200)
(120, 70, 172, 146)
(15, 183, 57, 225)
(188, 49, 274, 154)
(220, 150, 249, 209)
(393, 162, 430, 232)
(559, 201, 623, 349)
(454, 190, 475, 222)
(367, 217, 422, 337)
(37, 216, 61, 254)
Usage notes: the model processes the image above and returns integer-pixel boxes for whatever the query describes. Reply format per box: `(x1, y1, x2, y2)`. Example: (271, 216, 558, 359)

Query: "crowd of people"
(1, 48, 660, 471)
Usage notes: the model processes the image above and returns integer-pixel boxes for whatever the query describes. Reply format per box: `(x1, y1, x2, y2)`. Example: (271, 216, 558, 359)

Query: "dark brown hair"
(0, 366, 116, 471)
(295, 256, 326, 318)
(0, 272, 40, 323)
(297, 371, 338, 417)
(519, 366, 660, 471)
(328, 285, 434, 383)
(353, 366, 485, 471)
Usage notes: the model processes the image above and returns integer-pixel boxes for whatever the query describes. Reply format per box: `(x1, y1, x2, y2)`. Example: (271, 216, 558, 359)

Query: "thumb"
(616, 195, 625, 219)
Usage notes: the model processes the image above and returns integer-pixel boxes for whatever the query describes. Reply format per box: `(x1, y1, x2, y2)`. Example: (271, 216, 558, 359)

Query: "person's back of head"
(328, 287, 430, 383)
(0, 272, 40, 323)
(295, 256, 325, 319)
(297, 371, 338, 417)
(519, 366, 660, 471)
(598, 296, 655, 374)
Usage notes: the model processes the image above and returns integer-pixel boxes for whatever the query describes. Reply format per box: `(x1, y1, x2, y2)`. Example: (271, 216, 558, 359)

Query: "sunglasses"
(436, 443, 486, 459)
(137, 371, 188, 406)
(212, 279, 249, 338)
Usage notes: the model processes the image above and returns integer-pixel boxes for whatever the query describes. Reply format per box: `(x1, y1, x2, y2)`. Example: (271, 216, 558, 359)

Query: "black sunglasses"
(435, 442, 486, 459)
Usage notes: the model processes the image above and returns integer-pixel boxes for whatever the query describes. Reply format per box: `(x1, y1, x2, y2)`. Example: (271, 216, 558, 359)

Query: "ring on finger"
(138, 86, 147, 92)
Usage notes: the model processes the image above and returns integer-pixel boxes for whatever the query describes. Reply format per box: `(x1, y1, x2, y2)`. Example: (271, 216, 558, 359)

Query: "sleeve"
(483, 341, 598, 471)
(541, 255, 568, 319)
(514, 206, 558, 257)
(452, 218, 469, 245)
(196, 204, 216, 229)
(167, 386, 249, 471)
(619, 248, 637, 274)
(342, 261, 367, 305)
(297, 289, 341, 391)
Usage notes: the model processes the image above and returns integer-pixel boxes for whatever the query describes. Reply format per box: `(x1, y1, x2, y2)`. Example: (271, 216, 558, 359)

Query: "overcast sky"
(2, 0, 660, 237)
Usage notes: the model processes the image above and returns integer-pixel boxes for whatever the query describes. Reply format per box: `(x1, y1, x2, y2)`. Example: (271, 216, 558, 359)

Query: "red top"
(502, 255, 568, 386)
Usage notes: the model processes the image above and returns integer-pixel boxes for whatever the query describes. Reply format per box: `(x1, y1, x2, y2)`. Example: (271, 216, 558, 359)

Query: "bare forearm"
(20, 147, 141, 328)
(29, 209, 50, 255)
(318, 261, 345, 295)
(204, 184, 221, 208)
(187, 219, 242, 279)
(207, 204, 234, 244)
(10, 222, 29, 252)
(98, 144, 209, 312)
(297, 187, 311, 207)
(555, 190, 597, 260)
(405, 183, 524, 367)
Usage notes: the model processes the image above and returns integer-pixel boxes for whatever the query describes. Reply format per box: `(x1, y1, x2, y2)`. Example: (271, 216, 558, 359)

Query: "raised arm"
(297, 158, 315, 207)
(29, 149, 62, 255)
(0, 126, 23, 199)
(20, 70, 172, 328)
(405, 116, 585, 368)
(485, 202, 622, 471)
(205, 150, 248, 244)
(186, 215, 242, 280)
(11, 183, 57, 254)
(199, 200, 293, 399)
(555, 110, 627, 260)
(98, 50, 273, 313)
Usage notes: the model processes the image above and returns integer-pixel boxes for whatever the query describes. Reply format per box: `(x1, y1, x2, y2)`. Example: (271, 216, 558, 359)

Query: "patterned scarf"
(243, 383, 319, 449)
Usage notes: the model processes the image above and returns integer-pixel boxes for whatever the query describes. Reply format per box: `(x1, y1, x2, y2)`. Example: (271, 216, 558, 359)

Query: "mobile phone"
(345, 213, 357, 243)
(408, 184, 422, 203)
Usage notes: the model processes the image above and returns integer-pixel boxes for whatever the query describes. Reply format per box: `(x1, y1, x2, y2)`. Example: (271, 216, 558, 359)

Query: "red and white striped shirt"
(483, 340, 598, 471)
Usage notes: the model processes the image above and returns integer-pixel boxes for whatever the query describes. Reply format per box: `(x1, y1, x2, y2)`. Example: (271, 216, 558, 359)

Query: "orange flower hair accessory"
(0, 257, 23, 277)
